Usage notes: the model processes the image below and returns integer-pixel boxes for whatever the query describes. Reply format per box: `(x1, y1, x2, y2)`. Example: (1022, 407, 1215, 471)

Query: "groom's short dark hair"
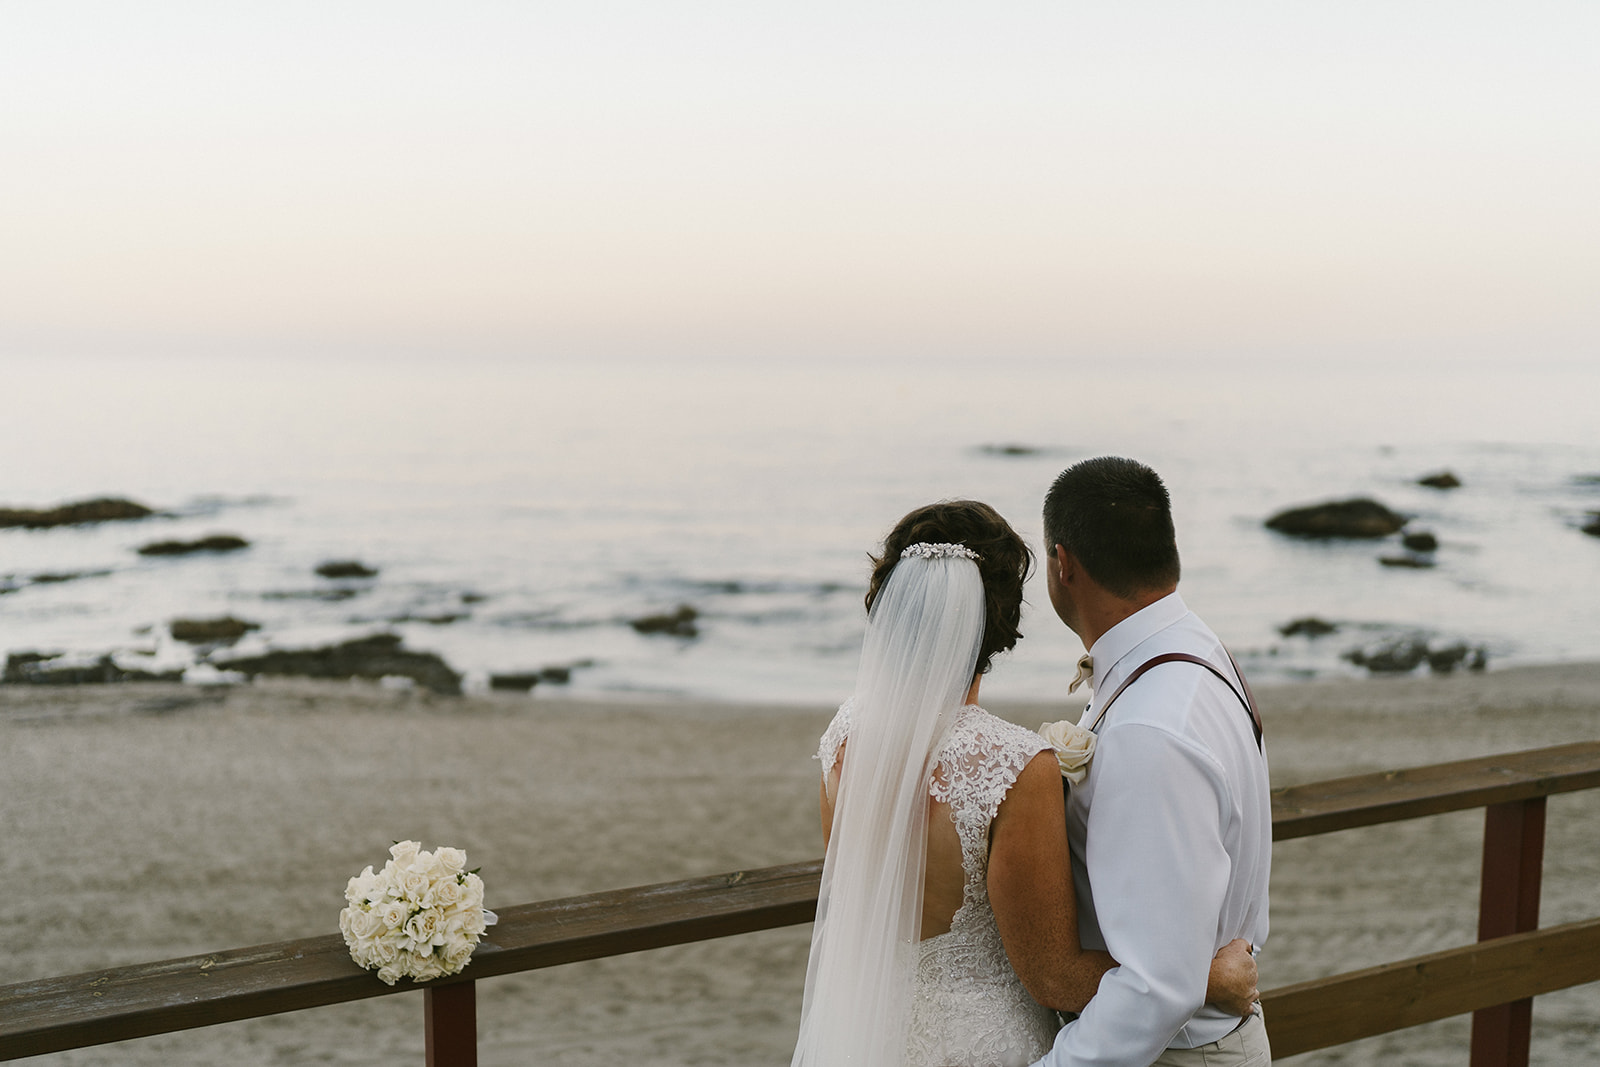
(1043, 457, 1180, 598)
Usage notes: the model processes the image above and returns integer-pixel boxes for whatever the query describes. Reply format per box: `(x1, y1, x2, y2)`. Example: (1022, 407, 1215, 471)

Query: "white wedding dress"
(819, 699, 1059, 1067)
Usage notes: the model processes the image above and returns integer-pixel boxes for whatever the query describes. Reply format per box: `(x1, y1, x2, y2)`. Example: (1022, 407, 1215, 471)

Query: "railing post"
(424, 980, 477, 1067)
(1469, 797, 1545, 1067)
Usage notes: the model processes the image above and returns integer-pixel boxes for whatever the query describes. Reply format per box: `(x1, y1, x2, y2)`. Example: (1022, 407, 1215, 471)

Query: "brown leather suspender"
(1088, 651, 1264, 750)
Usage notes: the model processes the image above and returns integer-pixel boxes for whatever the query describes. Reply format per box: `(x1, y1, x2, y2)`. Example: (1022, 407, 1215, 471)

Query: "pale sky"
(2, 2, 1597, 361)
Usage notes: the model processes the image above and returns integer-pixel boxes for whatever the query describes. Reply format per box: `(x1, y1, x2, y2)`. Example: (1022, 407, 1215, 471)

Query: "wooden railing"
(4, 741, 1599, 1065)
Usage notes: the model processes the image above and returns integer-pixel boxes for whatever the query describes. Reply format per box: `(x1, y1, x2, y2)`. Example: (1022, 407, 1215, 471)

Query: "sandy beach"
(3, 664, 1598, 1066)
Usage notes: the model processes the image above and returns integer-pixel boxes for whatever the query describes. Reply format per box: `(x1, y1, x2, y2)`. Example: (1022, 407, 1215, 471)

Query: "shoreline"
(4, 664, 1598, 1064)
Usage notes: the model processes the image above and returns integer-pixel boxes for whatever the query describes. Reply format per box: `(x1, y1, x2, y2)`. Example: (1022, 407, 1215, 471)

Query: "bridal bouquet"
(339, 841, 498, 985)
(1038, 718, 1097, 785)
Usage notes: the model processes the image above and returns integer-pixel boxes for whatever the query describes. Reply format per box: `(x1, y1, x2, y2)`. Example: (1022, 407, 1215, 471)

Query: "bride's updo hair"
(865, 500, 1033, 676)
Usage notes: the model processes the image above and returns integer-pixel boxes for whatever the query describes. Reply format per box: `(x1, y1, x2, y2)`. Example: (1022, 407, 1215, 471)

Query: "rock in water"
(1345, 636, 1428, 673)
(316, 560, 379, 579)
(137, 535, 250, 556)
(489, 672, 541, 692)
(1401, 531, 1439, 553)
(630, 605, 699, 637)
(2, 652, 183, 685)
(1264, 499, 1406, 539)
(1417, 471, 1462, 489)
(169, 617, 260, 643)
(214, 634, 462, 695)
(1583, 514, 1600, 538)
(0, 497, 154, 529)
(1379, 555, 1435, 569)
(1279, 617, 1338, 638)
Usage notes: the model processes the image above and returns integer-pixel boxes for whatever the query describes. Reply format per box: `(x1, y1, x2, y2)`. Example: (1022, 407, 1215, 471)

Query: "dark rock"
(1468, 647, 1488, 671)
(388, 612, 466, 625)
(460, 592, 488, 604)
(1264, 499, 1406, 539)
(169, 616, 260, 643)
(1379, 555, 1435, 569)
(214, 634, 461, 695)
(630, 605, 699, 637)
(540, 666, 571, 684)
(137, 535, 250, 557)
(1417, 471, 1462, 490)
(30, 570, 111, 584)
(1401, 531, 1439, 553)
(1279, 617, 1338, 638)
(1574, 474, 1600, 486)
(1583, 514, 1600, 538)
(978, 443, 1042, 457)
(489, 672, 541, 692)
(316, 560, 379, 579)
(1345, 636, 1428, 673)
(0, 497, 154, 529)
(262, 588, 361, 602)
(3, 652, 182, 685)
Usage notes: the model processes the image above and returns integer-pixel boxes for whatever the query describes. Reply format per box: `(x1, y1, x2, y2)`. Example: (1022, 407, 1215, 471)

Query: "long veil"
(792, 545, 986, 1067)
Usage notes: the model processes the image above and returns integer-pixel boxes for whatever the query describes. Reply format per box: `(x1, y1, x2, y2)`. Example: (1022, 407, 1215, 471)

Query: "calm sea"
(3, 353, 1598, 704)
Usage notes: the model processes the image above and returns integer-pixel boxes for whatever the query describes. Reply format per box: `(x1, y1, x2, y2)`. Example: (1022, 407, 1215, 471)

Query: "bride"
(792, 501, 1256, 1067)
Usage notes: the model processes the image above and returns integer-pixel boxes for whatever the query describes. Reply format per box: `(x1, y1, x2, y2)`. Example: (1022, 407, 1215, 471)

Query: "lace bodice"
(818, 701, 1058, 1067)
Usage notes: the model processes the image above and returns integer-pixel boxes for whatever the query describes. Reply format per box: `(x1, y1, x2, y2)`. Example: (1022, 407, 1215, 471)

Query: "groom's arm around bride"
(1033, 459, 1271, 1067)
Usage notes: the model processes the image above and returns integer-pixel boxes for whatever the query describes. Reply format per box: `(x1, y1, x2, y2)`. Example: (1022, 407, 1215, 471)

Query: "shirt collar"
(1087, 590, 1190, 692)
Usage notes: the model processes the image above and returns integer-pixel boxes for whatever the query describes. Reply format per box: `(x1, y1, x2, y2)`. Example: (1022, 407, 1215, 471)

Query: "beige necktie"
(1068, 654, 1094, 695)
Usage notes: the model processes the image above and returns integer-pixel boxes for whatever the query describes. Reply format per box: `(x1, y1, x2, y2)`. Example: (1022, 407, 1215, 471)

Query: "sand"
(3, 664, 1599, 1066)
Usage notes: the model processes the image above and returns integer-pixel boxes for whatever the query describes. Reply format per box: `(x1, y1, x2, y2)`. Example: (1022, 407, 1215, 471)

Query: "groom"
(1032, 457, 1271, 1067)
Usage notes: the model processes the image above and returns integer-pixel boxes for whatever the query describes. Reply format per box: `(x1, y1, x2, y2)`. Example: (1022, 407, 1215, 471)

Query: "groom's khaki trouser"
(1149, 1011, 1269, 1067)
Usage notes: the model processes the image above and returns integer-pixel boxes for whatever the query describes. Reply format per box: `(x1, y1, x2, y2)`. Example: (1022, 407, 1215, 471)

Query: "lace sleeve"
(931, 709, 1051, 829)
(816, 699, 854, 780)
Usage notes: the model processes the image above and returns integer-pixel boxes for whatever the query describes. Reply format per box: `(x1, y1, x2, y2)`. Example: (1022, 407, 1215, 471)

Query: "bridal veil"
(792, 543, 986, 1067)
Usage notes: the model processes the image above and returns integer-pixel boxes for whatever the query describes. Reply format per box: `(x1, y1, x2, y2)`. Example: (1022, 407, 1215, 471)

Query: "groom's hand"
(1205, 938, 1259, 1017)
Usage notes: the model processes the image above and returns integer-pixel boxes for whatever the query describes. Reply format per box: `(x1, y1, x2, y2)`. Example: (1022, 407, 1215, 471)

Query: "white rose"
(408, 954, 447, 982)
(433, 847, 468, 876)
(366, 934, 399, 964)
(378, 901, 409, 929)
(459, 873, 485, 909)
(442, 941, 475, 973)
(349, 907, 385, 942)
(405, 908, 444, 950)
(427, 877, 465, 910)
(376, 963, 403, 986)
(345, 866, 381, 905)
(397, 866, 430, 902)
(1038, 719, 1097, 786)
(390, 840, 422, 865)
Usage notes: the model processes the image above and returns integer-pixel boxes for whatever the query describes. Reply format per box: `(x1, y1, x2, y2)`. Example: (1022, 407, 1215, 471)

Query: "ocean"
(3, 352, 1598, 705)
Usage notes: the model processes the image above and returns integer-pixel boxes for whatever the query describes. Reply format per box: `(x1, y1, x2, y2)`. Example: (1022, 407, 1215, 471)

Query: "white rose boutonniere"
(1038, 719, 1097, 786)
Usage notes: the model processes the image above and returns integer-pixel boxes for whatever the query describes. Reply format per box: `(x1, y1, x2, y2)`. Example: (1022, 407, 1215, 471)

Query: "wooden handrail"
(1269, 740, 1600, 840)
(1262, 917, 1600, 1057)
(3, 742, 1599, 1062)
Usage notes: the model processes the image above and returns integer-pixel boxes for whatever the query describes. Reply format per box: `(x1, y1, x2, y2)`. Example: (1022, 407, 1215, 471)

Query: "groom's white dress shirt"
(1034, 592, 1271, 1067)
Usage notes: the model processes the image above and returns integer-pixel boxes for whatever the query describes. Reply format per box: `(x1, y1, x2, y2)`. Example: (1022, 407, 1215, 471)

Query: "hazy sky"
(3, 2, 1597, 361)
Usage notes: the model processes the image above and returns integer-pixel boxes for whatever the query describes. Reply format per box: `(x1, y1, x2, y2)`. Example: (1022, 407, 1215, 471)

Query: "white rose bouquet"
(1038, 718, 1097, 786)
(340, 841, 498, 985)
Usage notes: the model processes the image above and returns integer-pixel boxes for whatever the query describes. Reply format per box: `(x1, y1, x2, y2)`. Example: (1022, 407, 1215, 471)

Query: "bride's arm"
(987, 751, 1114, 1013)
(987, 753, 1259, 1016)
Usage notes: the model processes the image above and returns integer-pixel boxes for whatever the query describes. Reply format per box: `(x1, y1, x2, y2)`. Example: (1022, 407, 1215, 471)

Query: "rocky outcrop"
(1583, 514, 1600, 538)
(169, 617, 260, 643)
(0, 498, 153, 529)
(1417, 471, 1462, 489)
(630, 605, 699, 637)
(1345, 635, 1487, 674)
(1401, 531, 1439, 553)
(213, 634, 461, 695)
(489, 664, 579, 691)
(316, 560, 379, 579)
(137, 535, 250, 556)
(1344, 636, 1428, 673)
(3, 652, 183, 685)
(1264, 499, 1406, 539)
(1379, 555, 1435, 569)
(1279, 617, 1338, 638)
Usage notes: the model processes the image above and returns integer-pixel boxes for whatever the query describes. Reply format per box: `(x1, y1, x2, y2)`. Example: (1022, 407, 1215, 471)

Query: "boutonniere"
(1038, 719, 1096, 786)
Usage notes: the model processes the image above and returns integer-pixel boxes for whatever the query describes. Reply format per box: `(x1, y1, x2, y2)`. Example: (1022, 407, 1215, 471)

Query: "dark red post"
(424, 981, 478, 1067)
(1469, 797, 1546, 1067)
